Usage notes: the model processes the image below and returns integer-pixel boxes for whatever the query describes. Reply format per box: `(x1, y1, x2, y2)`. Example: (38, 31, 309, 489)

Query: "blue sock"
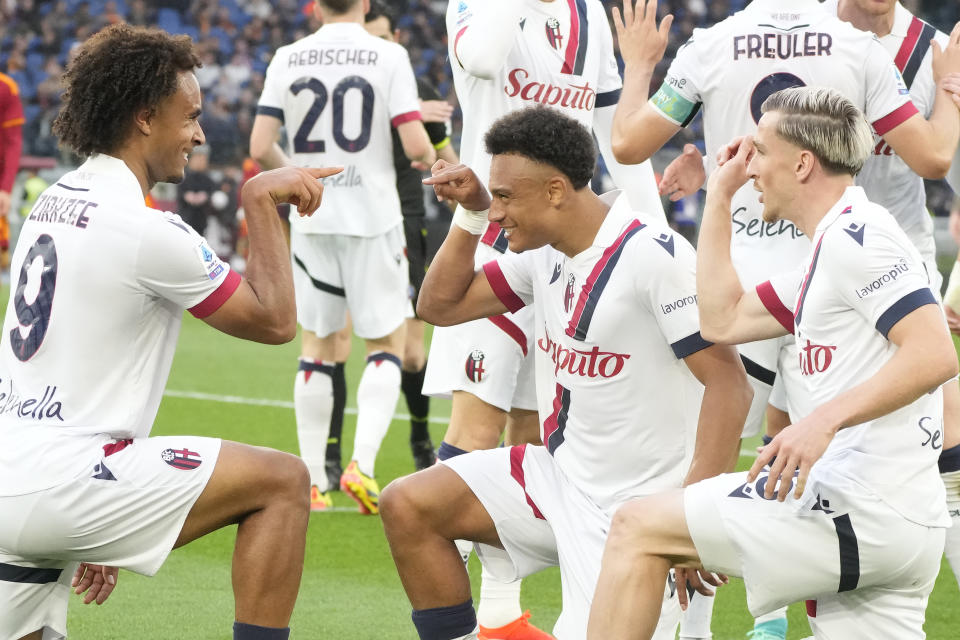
(940, 443, 960, 473)
(753, 617, 787, 638)
(412, 599, 476, 640)
(438, 441, 468, 461)
(233, 622, 289, 640)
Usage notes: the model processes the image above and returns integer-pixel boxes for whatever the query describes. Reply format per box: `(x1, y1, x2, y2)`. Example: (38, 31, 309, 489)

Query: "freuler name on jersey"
(733, 32, 833, 61)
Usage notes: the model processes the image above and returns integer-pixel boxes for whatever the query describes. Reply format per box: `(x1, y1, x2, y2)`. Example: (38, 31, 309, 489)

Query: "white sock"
(351, 352, 401, 476)
(755, 607, 788, 624)
(476, 565, 523, 629)
(678, 590, 714, 639)
(943, 469, 960, 586)
(294, 359, 334, 491)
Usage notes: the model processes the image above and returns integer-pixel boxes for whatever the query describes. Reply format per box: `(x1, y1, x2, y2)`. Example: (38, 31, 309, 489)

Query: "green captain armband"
(433, 137, 451, 151)
(649, 83, 699, 127)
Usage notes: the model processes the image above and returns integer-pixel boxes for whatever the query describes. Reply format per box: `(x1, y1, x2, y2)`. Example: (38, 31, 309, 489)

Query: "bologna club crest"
(564, 274, 576, 313)
(161, 447, 202, 471)
(545, 17, 563, 50)
(465, 349, 486, 383)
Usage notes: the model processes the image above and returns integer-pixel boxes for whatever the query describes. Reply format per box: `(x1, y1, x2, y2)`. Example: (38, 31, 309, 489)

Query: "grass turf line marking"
(163, 388, 452, 425)
(163, 389, 760, 457)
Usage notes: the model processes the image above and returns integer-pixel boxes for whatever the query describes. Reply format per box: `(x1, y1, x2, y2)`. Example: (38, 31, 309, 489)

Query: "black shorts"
(404, 216, 428, 306)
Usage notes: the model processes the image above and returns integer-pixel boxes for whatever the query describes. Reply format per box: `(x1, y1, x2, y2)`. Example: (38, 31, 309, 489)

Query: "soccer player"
(423, 1, 666, 633)
(0, 24, 339, 640)
(321, 1, 461, 484)
(250, 0, 435, 514)
(0, 70, 24, 269)
(610, 0, 960, 635)
(380, 106, 751, 640)
(588, 86, 958, 640)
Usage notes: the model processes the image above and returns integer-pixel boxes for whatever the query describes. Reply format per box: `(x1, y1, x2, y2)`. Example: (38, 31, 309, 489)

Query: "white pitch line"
(163, 389, 759, 457)
(163, 388, 451, 425)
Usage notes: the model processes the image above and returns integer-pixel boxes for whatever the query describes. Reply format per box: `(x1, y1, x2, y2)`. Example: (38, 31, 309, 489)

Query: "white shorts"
(684, 471, 944, 639)
(291, 225, 412, 340)
(423, 306, 537, 412)
(0, 435, 221, 640)
(738, 334, 795, 437)
(444, 445, 679, 640)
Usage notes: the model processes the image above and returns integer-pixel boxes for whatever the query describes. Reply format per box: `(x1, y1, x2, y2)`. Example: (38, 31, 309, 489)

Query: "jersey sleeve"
(647, 32, 704, 127)
(640, 229, 711, 359)
(482, 250, 538, 312)
(136, 211, 242, 317)
(594, 8, 623, 108)
(863, 36, 919, 136)
(255, 49, 287, 122)
(756, 267, 802, 334)
(388, 47, 423, 127)
(831, 217, 937, 338)
(447, 0, 523, 79)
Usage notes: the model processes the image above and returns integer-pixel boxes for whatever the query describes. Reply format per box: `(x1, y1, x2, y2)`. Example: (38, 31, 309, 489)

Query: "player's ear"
(796, 149, 816, 183)
(545, 175, 567, 206)
(133, 106, 155, 137)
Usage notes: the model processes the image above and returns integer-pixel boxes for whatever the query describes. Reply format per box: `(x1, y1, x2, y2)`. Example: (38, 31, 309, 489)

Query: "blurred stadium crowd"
(0, 0, 957, 229)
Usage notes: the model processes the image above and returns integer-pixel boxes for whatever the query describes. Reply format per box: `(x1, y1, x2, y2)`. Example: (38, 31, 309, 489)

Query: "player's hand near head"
(72, 562, 119, 605)
(748, 409, 836, 502)
(422, 160, 492, 211)
(659, 144, 706, 201)
(242, 166, 343, 217)
(932, 22, 960, 84)
(613, 0, 673, 72)
(708, 135, 755, 200)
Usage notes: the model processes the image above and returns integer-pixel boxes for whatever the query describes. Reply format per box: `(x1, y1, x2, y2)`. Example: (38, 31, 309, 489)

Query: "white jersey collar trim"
(815, 185, 869, 232)
(890, 3, 913, 40)
(79, 154, 146, 203)
(592, 190, 637, 248)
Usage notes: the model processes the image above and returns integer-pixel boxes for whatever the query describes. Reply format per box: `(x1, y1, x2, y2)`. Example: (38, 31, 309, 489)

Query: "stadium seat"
(156, 8, 182, 34)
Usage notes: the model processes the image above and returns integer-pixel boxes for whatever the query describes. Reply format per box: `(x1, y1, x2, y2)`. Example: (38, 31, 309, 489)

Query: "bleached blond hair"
(761, 86, 874, 176)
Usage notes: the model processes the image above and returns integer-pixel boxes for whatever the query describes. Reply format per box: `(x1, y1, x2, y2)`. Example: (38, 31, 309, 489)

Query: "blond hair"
(761, 86, 874, 176)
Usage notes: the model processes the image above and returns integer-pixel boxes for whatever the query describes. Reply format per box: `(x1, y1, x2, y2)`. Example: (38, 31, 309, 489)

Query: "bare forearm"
(416, 225, 482, 325)
(696, 191, 747, 342)
(922, 87, 960, 177)
(255, 142, 293, 171)
(241, 189, 297, 330)
(611, 64, 657, 163)
(813, 329, 958, 435)
(684, 367, 752, 484)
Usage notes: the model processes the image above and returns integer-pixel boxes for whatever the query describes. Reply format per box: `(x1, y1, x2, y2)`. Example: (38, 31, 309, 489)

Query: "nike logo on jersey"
(653, 233, 675, 257)
(550, 263, 562, 284)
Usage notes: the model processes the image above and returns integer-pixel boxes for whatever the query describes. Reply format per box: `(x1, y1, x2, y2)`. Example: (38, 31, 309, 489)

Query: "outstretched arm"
(249, 114, 291, 170)
(416, 161, 509, 325)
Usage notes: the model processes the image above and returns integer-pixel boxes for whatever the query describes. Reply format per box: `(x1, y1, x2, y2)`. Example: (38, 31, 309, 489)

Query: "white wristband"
(452, 204, 489, 235)
(944, 261, 960, 310)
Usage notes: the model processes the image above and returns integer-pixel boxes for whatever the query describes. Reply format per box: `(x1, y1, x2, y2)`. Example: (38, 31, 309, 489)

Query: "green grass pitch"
(61, 314, 959, 638)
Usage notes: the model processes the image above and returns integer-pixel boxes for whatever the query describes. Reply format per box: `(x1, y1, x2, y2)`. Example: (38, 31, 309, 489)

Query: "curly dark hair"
(52, 24, 201, 157)
(319, 0, 361, 15)
(365, 0, 395, 31)
(484, 106, 596, 189)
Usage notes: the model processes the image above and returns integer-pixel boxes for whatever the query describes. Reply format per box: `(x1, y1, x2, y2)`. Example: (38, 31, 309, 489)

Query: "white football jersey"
(650, 0, 916, 285)
(258, 23, 422, 237)
(757, 186, 947, 527)
(0, 155, 239, 496)
(826, 0, 947, 263)
(448, 0, 658, 261)
(484, 192, 707, 511)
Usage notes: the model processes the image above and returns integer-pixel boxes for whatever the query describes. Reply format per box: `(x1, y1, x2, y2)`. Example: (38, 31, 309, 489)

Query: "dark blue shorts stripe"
(875, 287, 937, 338)
(740, 354, 775, 387)
(671, 331, 713, 359)
(292, 253, 346, 297)
(256, 105, 285, 122)
(0, 563, 62, 584)
(832, 514, 860, 592)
